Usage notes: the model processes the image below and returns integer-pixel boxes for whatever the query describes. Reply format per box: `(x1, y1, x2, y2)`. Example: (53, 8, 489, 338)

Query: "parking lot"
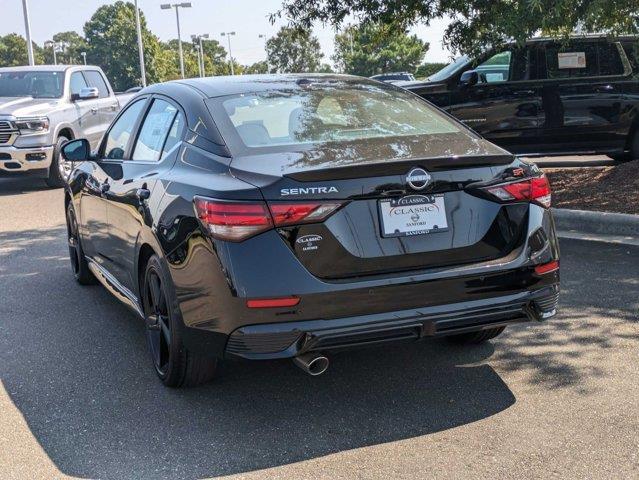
(0, 176, 638, 479)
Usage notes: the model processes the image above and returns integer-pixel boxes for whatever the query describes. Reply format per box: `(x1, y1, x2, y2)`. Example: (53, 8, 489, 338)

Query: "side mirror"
(459, 70, 479, 88)
(61, 138, 90, 162)
(72, 87, 99, 101)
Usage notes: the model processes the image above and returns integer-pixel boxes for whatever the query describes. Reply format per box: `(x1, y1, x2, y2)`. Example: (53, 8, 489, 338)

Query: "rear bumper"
(224, 284, 559, 360)
(0, 145, 54, 176)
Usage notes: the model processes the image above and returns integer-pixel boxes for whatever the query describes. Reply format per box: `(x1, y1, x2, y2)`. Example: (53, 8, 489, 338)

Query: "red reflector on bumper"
(534, 260, 559, 275)
(246, 297, 300, 308)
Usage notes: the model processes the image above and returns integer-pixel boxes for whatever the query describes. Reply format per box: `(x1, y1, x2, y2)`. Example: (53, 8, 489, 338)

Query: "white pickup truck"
(0, 65, 134, 187)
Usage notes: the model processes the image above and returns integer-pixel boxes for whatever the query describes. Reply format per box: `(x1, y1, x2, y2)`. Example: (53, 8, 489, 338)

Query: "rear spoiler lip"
(283, 154, 516, 182)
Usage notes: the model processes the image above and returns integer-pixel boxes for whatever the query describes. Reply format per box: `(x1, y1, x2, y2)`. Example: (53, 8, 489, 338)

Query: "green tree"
(0, 33, 44, 67)
(266, 27, 324, 73)
(415, 62, 448, 79)
(333, 23, 428, 76)
(244, 60, 269, 74)
(273, 0, 639, 56)
(44, 31, 88, 65)
(84, 1, 171, 90)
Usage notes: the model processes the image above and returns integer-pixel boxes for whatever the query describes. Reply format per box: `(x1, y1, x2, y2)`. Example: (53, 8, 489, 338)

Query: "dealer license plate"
(379, 195, 448, 237)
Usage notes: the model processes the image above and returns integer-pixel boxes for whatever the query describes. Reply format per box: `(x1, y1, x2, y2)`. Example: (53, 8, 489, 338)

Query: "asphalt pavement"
(1, 177, 638, 480)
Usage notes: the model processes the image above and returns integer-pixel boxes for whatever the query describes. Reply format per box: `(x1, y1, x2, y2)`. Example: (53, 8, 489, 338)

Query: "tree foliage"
(266, 27, 324, 73)
(0, 33, 43, 67)
(84, 1, 170, 90)
(274, 0, 639, 56)
(415, 62, 448, 79)
(333, 23, 428, 76)
(43, 31, 88, 65)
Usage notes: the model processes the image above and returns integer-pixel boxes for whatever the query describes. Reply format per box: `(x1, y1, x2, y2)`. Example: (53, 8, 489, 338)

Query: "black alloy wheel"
(66, 203, 96, 285)
(144, 266, 172, 377)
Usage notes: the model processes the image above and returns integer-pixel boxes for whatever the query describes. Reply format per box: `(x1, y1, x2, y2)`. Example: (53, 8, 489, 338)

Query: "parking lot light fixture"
(221, 32, 236, 75)
(192, 34, 209, 77)
(259, 34, 270, 73)
(161, 2, 193, 79)
(80, 52, 87, 65)
(134, 0, 147, 87)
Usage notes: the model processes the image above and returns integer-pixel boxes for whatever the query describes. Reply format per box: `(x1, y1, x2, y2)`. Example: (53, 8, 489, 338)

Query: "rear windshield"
(214, 83, 460, 149)
(0, 71, 64, 98)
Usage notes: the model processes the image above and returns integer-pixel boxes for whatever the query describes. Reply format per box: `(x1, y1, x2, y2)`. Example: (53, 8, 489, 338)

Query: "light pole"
(191, 34, 209, 77)
(221, 31, 236, 75)
(21, 0, 35, 65)
(193, 44, 203, 77)
(161, 2, 192, 79)
(258, 34, 270, 73)
(134, 0, 147, 87)
(44, 41, 66, 65)
(81, 52, 87, 65)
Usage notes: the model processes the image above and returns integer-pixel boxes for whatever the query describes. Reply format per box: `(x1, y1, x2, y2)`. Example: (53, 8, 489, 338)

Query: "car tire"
(142, 254, 218, 388)
(45, 135, 70, 188)
(612, 129, 639, 162)
(447, 326, 506, 344)
(66, 202, 97, 285)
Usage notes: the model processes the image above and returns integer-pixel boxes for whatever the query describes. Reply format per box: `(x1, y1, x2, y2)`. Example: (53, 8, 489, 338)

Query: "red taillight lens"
(194, 197, 344, 241)
(534, 260, 559, 275)
(486, 174, 552, 208)
(246, 297, 300, 308)
(194, 197, 273, 241)
(268, 202, 343, 227)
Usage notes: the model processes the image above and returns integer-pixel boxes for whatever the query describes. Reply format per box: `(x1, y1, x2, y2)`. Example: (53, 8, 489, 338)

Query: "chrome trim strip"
(86, 258, 144, 318)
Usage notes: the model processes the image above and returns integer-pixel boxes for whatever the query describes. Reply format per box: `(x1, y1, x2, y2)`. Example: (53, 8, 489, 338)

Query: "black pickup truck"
(401, 35, 639, 160)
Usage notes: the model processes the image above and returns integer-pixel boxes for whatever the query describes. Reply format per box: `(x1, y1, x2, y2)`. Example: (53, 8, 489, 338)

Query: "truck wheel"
(447, 326, 506, 344)
(612, 129, 639, 162)
(66, 202, 97, 285)
(142, 254, 218, 387)
(45, 135, 70, 188)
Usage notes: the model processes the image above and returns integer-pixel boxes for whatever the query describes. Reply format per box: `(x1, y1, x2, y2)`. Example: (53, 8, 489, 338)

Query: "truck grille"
(0, 121, 16, 144)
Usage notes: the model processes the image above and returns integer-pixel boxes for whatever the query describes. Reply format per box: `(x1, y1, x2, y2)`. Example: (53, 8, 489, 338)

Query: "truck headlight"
(15, 117, 50, 134)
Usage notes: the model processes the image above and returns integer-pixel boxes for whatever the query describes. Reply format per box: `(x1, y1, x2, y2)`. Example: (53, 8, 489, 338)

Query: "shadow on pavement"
(1, 226, 637, 479)
(0, 178, 54, 197)
(0, 224, 515, 479)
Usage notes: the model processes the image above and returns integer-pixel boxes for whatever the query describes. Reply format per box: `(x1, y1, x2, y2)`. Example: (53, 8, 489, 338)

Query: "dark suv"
(402, 35, 639, 160)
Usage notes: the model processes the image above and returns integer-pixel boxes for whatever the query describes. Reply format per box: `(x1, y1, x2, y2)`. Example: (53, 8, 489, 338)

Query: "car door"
(446, 46, 543, 154)
(536, 40, 631, 153)
(103, 96, 187, 291)
(69, 71, 102, 149)
(80, 98, 148, 265)
(83, 70, 120, 146)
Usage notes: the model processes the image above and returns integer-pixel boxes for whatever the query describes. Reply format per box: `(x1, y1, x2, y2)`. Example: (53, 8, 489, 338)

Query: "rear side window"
(69, 72, 88, 96)
(543, 41, 625, 79)
(598, 43, 625, 76)
(84, 70, 109, 98)
(103, 99, 146, 159)
(132, 99, 180, 161)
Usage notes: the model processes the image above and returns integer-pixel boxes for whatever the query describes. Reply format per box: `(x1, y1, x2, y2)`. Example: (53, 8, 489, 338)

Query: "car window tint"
(476, 51, 511, 83)
(132, 99, 178, 161)
(510, 47, 539, 81)
(104, 99, 146, 159)
(84, 70, 109, 98)
(69, 72, 88, 96)
(219, 84, 460, 149)
(160, 111, 185, 159)
(598, 43, 625, 76)
(545, 42, 598, 79)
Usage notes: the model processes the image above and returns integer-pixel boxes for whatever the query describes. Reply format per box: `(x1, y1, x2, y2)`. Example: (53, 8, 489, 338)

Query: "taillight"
(194, 197, 343, 241)
(534, 260, 559, 275)
(485, 174, 552, 208)
(268, 202, 342, 227)
(194, 197, 273, 241)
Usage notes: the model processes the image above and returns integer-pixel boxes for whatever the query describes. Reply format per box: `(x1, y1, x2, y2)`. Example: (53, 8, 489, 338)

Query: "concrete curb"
(553, 208, 639, 245)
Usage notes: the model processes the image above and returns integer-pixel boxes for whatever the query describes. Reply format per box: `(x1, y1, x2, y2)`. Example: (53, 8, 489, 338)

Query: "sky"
(1, 0, 455, 67)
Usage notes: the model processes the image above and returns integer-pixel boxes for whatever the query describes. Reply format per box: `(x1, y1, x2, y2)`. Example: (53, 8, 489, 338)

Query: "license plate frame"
(378, 194, 448, 238)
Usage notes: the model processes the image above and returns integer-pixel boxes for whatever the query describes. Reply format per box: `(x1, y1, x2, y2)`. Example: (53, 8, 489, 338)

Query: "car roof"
(169, 73, 377, 98)
(0, 64, 100, 73)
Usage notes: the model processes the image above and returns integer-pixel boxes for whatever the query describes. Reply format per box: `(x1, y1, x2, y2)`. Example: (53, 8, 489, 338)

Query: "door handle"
(90, 107, 98, 114)
(136, 188, 151, 201)
(110, 103, 119, 111)
(513, 90, 535, 97)
(595, 84, 614, 92)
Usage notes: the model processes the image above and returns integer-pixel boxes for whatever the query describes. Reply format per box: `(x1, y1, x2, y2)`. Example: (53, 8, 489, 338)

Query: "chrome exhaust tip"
(293, 352, 329, 376)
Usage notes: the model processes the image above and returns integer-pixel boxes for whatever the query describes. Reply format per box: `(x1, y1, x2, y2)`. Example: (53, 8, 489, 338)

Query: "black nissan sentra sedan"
(61, 74, 560, 387)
